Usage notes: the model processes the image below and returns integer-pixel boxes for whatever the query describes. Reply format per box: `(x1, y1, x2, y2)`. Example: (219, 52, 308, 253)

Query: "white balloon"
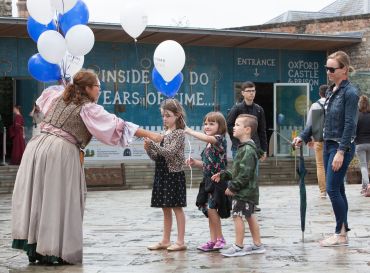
(37, 30, 67, 64)
(27, 0, 53, 24)
(153, 40, 186, 82)
(50, 0, 77, 14)
(120, 3, 148, 39)
(60, 52, 84, 79)
(65, 25, 95, 56)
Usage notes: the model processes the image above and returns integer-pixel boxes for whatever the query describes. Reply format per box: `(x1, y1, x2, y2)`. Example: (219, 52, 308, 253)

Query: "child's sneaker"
(221, 244, 247, 257)
(213, 237, 226, 250)
(243, 243, 266, 254)
(197, 241, 215, 252)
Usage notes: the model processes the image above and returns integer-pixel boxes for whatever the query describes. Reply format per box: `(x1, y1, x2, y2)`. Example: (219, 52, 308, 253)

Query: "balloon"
(50, 0, 78, 14)
(120, 2, 148, 39)
(27, 16, 57, 43)
(153, 40, 186, 82)
(65, 24, 95, 56)
(59, 0, 89, 34)
(26, 0, 53, 24)
(152, 68, 183, 98)
(28, 53, 61, 82)
(277, 113, 285, 125)
(37, 30, 67, 64)
(60, 52, 84, 80)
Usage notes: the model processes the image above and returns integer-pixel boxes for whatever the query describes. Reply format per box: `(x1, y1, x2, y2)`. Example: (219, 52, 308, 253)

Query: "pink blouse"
(36, 85, 138, 147)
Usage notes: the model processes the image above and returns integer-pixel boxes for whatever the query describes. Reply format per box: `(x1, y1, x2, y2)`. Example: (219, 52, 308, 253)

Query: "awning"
(0, 17, 362, 51)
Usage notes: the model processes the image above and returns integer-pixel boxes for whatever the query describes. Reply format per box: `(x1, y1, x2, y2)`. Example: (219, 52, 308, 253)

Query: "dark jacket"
(226, 101, 267, 153)
(220, 140, 259, 204)
(355, 112, 370, 145)
(195, 177, 231, 219)
(300, 80, 359, 152)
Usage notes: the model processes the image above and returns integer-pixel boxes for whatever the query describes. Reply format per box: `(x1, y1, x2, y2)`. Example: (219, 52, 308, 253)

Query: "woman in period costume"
(11, 70, 162, 264)
(9, 105, 26, 165)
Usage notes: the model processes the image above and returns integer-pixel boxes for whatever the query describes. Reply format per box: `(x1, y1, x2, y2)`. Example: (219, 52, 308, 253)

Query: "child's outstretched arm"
(184, 127, 217, 144)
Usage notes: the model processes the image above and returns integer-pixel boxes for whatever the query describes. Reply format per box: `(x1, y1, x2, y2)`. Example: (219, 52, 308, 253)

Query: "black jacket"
(196, 177, 231, 219)
(226, 101, 267, 152)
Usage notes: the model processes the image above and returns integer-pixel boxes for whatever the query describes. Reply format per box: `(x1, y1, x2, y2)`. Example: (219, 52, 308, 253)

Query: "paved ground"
(0, 184, 369, 273)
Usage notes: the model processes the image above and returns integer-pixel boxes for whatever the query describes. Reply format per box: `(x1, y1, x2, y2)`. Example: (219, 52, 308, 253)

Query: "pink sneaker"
(213, 237, 226, 250)
(197, 241, 215, 252)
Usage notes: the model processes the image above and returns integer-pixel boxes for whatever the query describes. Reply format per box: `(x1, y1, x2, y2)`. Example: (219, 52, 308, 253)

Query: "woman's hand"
(332, 151, 344, 172)
(151, 133, 163, 143)
(143, 138, 151, 151)
(292, 137, 303, 148)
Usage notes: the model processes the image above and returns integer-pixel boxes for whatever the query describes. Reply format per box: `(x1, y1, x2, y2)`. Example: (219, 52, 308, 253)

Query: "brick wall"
(240, 14, 370, 94)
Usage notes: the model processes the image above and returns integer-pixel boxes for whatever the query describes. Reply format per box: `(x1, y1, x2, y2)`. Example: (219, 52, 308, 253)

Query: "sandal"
(147, 242, 171, 250)
(167, 243, 187, 251)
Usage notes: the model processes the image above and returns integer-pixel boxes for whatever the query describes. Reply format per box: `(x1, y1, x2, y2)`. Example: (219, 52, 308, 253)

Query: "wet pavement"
(0, 184, 369, 273)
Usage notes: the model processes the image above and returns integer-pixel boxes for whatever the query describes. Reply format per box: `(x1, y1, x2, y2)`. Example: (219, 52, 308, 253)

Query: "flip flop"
(167, 243, 187, 251)
(147, 242, 171, 250)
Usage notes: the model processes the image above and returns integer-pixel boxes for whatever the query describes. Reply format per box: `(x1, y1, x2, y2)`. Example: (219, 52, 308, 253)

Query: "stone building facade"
(16, 0, 27, 17)
(0, 0, 11, 16)
(240, 14, 370, 94)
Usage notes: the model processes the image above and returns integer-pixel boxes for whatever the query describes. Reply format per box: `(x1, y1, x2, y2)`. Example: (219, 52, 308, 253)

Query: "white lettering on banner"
(237, 57, 276, 66)
(101, 69, 208, 85)
(190, 71, 209, 85)
(132, 92, 140, 105)
(101, 69, 150, 84)
(101, 90, 206, 106)
(287, 60, 320, 87)
(103, 90, 112, 104)
(112, 91, 122, 104)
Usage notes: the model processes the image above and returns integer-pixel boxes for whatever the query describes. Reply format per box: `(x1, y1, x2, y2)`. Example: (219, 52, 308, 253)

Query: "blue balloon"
(277, 113, 285, 125)
(28, 54, 61, 82)
(59, 0, 89, 35)
(152, 68, 183, 97)
(27, 16, 57, 43)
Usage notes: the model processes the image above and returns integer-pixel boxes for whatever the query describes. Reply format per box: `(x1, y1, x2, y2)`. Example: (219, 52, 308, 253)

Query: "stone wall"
(0, 0, 12, 16)
(16, 0, 27, 17)
(240, 14, 370, 94)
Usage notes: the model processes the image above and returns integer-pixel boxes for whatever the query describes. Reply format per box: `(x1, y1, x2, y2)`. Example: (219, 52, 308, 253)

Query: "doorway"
(0, 77, 14, 162)
(232, 82, 274, 152)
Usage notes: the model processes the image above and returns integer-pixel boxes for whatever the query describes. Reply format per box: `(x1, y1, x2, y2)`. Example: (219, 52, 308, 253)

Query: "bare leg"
(208, 209, 222, 241)
(173, 207, 186, 245)
(234, 216, 245, 247)
(246, 214, 262, 245)
(135, 128, 163, 143)
(161, 208, 172, 244)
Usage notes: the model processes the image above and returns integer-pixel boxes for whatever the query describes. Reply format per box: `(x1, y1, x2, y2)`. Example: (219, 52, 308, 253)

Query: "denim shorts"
(231, 200, 255, 218)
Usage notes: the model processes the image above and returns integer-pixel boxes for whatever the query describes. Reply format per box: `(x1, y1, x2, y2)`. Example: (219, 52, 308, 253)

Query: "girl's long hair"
(160, 99, 186, 130)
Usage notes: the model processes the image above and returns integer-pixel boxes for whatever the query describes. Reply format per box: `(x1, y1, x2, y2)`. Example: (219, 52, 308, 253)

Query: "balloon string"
(134, 41, 140, 67)
(187, 137, 193, 190)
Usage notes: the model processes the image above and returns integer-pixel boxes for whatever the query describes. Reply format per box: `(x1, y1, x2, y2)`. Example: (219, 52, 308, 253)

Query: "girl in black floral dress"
(185, 112, 228, 252)
(144, 99, 187, 251)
